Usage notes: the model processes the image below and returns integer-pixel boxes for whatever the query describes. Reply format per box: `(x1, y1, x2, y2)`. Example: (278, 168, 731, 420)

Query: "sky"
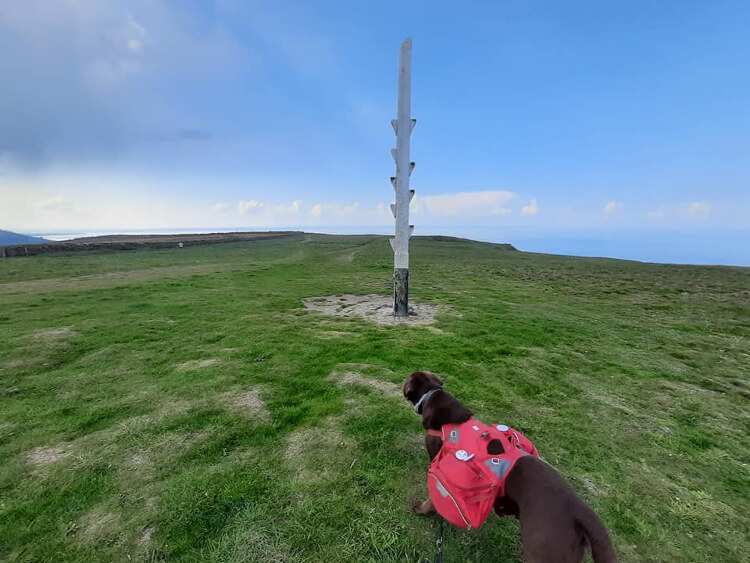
(0, 1, 748, 264)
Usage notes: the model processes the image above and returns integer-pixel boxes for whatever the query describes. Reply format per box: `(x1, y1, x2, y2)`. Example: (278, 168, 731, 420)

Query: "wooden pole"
(390, 38, 415, 317)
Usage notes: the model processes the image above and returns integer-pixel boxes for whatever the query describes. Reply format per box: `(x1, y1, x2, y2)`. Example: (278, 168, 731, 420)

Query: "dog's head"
(403, 371, 443, 410)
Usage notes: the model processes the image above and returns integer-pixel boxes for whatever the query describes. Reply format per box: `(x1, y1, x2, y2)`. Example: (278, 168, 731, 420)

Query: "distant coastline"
(1, 231, 295, 258)
(17, 225, 749, 267)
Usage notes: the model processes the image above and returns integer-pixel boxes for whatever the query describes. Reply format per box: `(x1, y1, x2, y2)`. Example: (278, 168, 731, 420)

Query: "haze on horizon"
(0, 1, 748, 265)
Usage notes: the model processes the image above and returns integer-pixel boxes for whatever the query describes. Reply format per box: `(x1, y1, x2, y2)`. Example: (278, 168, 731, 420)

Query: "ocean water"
(30, 226, 749, 267)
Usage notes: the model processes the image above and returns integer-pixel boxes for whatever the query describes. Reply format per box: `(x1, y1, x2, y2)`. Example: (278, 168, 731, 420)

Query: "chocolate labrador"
(404, 371, 616, 563)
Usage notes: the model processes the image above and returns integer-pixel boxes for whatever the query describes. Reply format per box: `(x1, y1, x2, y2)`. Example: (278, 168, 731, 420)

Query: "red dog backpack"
(427, 419, 539, 529)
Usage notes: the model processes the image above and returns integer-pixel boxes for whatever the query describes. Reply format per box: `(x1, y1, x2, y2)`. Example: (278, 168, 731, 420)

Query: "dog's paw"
(410, 497, 434, 515)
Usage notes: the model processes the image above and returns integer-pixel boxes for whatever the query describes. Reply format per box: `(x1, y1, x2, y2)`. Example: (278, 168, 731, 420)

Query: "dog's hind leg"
(411, 498, 436, 515)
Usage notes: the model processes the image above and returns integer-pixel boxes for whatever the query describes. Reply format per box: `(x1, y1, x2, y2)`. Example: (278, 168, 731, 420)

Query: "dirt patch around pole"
(303, 294, 440, 326)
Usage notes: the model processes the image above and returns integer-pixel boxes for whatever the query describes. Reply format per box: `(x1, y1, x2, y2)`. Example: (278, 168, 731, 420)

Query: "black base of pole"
(394, 268, 409, 317)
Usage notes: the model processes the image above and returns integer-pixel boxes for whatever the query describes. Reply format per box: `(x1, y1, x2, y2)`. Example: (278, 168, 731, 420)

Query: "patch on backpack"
(436, 479, 450, 498)
(485, 458, 510, 479)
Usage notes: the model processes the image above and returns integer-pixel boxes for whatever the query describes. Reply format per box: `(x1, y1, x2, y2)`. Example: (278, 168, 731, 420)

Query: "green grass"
(1, 234, 748, 562)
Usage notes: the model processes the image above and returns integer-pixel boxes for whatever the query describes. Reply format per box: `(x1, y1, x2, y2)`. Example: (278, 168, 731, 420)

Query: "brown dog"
(404, 371, 616, 563)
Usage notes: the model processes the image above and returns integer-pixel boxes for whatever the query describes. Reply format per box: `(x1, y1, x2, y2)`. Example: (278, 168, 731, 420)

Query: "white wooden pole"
(390, 38, 415, 316)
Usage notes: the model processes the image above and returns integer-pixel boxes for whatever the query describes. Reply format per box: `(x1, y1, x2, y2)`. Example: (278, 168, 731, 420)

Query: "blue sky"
(0, 1, 748, 264)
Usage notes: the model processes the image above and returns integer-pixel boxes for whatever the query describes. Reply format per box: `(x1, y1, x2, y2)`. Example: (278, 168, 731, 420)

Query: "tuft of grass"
(1, 234, 748, 561)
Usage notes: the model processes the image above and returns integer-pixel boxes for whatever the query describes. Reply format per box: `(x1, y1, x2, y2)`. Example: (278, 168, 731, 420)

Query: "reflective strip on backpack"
(430, 474, 472, 529)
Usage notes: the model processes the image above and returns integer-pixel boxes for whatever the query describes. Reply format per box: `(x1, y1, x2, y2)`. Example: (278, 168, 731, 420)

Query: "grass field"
(1, 234, 748, 562)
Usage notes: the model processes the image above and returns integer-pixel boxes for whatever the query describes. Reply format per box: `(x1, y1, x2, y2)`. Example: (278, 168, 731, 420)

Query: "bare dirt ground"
(226, 388, 270, 422)
(26, 445, 68, 466)
(327, 365, 402, 398)
(303, 294, 440, 326)
(176, 358, 221, 371)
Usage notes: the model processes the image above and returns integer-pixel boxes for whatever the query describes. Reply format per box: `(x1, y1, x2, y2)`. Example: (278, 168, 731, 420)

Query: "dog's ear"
(425, 372, 443, 387)
(403, 371, 422, 403)
(403, 379, 414, 401)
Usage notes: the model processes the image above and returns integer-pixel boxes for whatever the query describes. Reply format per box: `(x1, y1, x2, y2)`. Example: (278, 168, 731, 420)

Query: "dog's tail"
(575, 503, 617, 563)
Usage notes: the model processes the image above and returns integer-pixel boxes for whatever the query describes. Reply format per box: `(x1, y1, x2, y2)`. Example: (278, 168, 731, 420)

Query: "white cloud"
(603, 201, 622, 216)
(412, 190, 514, 218)
(127, 39, 144, 54)
(223, 198, 389, 227)
(687, 201, 711, 216)
(125, 16, 146, 54)
(1, 176, 741, 233)
(646, 202, 712, 221)
(238, 200, 264, 214)
(647, 209, 666, 219)
(306, 202, 371, 223)
(521, 198, 539, 216)
(0, 183, 534, 231)
(36, 195, 70, 211)
(644, 201, 718, 222)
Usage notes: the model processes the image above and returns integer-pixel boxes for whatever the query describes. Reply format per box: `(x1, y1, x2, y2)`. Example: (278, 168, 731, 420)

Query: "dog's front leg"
(409, 436, 441, 516)
(411, 498, 435, 515)
(425, 436, 442, 460)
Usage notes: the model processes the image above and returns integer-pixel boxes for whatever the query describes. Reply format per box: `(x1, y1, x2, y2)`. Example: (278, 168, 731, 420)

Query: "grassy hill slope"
(1, 234, 748, 562)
